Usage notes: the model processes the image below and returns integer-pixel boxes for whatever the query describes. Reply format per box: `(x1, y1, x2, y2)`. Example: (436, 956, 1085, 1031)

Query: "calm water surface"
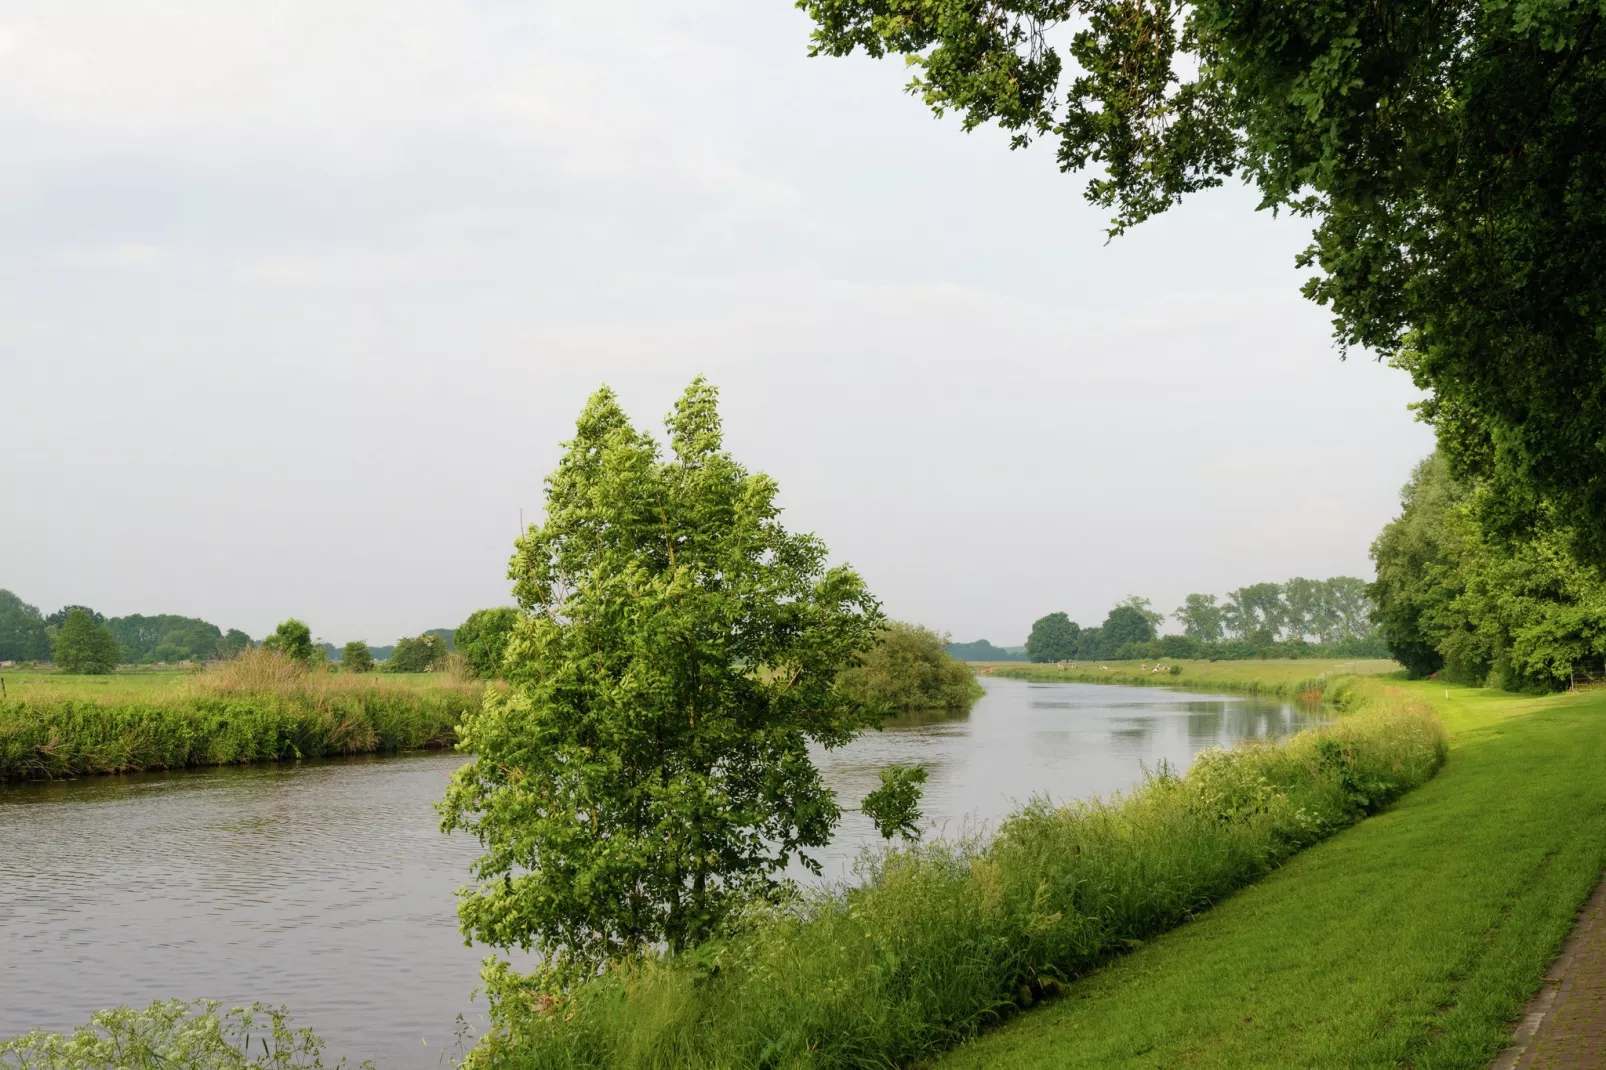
(0, 677, 1315, 1066)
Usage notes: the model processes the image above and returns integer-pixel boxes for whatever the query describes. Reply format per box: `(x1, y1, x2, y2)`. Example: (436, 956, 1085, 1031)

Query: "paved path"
(1494, 877, 1606, 1069)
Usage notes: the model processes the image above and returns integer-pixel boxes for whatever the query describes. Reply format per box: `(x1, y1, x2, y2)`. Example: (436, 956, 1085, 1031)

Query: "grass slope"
(930, 681, 1606, 1069)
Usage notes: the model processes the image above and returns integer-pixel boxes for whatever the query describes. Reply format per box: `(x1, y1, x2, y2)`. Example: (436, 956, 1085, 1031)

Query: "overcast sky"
(0, 1, 1433, 646)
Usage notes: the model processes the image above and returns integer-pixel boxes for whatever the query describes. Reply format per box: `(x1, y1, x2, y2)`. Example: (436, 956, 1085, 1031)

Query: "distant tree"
(0, 590, 51, 662)
(1100, 600, 1159, 650)
(53, 609, 122, 674)
(1174, 593, 1224, 643)
(1222, 584, 1286, 645)
(1116, 595, 1164, 633)
(261, 619, 315, 666)
(340, 640, 375, 673)
(944, 639, 1028, 662)
(1075, 625, 1104, 660)
(386, 633, 447, 673)
(454, 608, 519, 679)
(1281, 578, 1323, 642)
(218, 629, 253, 657)
(1324, 577, 1376, 642)
(46, 605, 104, 630)
(1025, 612, 1079, 662)
(424, 627, 456, 652)
(107, 614, 226, 663)
(838, 622, 984, 710)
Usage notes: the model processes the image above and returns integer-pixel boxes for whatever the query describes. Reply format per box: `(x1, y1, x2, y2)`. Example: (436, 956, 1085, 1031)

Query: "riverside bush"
(837, 623, 984, 711)
(465, 697, 1446, 1070)
(0, 651, 479, 781)
(0, 1000, 368, 1069)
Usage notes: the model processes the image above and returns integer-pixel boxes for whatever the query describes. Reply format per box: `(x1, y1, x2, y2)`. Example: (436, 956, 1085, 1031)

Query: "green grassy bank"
(0, 656, 481, 782)
(929, 679, 1606, 1069)
(463, 687, 1447, 1069)
(986, 657, 1400, 706)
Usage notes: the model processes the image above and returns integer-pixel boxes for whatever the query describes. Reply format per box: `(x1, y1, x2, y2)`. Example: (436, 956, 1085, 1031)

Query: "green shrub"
(0, 999, 367, 1068)
(837, 623, 984, 711)
(463, 697, 1446, 1069)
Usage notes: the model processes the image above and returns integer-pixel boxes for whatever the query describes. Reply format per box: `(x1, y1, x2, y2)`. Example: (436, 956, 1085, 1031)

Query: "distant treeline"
(0, 588, 469, 670)
(0, 594, 251, 665)
(1020, 579, 1384, 663)
(944, 639, 1028, 662)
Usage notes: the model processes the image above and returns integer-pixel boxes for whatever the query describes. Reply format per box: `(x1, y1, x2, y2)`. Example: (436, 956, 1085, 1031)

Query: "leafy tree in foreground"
(261, 619, 315, 666)
(1174, 593, 1224, 643)
(1025, 611, 1079, 662)
(0, 590, 51, 662)
(53, 609, 122, 674)
(454, 607, 519, 680)
(439, 379, 901, 989)
(799, 0, 1606, 565)
(386, 633, 446, 673)
(341, 640, 375, 673)
(838, 622, 984, 710)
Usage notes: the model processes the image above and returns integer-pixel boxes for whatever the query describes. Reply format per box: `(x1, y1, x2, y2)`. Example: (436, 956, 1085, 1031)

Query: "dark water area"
(0, 678, 1316, 1066)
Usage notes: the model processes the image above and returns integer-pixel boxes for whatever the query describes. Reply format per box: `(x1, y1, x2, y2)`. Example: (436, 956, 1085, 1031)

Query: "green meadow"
(929, 677, 1606, 1069)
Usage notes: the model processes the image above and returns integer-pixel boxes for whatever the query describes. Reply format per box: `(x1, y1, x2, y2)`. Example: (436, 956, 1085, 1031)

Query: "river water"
(0, 677, 1315, 1066)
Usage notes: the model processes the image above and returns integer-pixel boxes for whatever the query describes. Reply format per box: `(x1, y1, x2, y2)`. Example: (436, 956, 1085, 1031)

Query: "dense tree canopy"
(440, 380, 904, 989)
(106, 614, 226, 664)
(1370, 451, 1606, 690)
(341, 640, 376, 673)
(53, 609, 122, 674)
(1101, 597, 1161, 648)
(800, 0, 1606, 564)
(261, 619, 315, 666)
(0, 591, 50, 662)
(454, 607, 519, 679)
(1025, 611, 1080, 662)
(386, 633, 447, 673)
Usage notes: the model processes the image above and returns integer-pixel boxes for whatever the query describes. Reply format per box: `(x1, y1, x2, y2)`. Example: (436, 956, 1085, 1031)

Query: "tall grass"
(0, 650, 483, 782)
(467, 695, 1447, 1070)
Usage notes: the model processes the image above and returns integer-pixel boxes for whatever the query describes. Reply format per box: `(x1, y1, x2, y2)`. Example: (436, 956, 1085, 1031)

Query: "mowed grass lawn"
(930, 681, 1606, 1069)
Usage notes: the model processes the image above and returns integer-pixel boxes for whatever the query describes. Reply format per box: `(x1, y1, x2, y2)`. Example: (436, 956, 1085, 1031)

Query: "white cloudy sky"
(0, 1, 1432, 646)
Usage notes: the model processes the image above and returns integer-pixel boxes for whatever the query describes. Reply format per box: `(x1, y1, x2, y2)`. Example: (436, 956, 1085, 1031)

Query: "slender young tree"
(440, 379, 915, 990)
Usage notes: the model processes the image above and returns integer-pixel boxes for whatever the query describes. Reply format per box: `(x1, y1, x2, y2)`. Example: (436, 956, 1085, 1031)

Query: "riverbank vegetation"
(0, 1000, 370, 1069)
(459, 690, 1444, 1069)
(988, 658, 1399, 706)
(0, 650, 480, 782)
(837, 623, 984, 711)
(927, 678, 1606, 1068)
